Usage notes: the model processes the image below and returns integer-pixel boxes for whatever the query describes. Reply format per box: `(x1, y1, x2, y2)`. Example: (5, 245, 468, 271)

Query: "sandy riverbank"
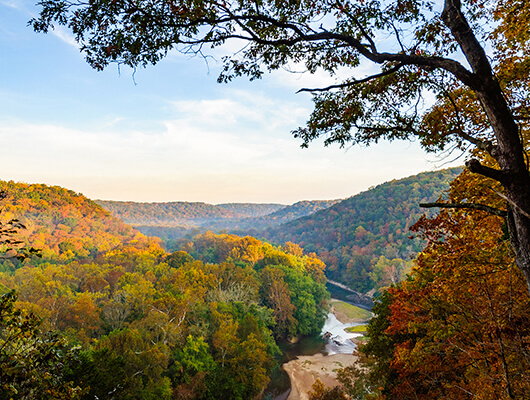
(283, 352, 357, 400)
(281, 299, 369, 400)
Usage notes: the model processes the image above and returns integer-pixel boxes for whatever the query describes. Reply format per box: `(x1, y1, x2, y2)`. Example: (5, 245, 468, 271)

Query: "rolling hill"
(93, 167, 462, 293)
(0, 180, 155, 268)
(264, 167, 462, 292)
(95, 199, 340, 234)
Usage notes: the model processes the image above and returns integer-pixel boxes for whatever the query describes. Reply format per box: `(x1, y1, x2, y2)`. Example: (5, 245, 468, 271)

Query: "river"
(261, 307, 364, 400)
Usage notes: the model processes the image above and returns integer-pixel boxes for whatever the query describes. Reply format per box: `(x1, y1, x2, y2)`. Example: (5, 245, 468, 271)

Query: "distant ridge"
(94, 200, 242, 226)
(95, 199, 340, 231)
(216, 203, 284, 217)
(94, 167, 462, 294)
(264, 167, 462, 292)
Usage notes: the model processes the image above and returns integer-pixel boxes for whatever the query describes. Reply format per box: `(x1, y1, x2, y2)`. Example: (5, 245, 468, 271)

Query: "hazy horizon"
(1, 1, 462, 205)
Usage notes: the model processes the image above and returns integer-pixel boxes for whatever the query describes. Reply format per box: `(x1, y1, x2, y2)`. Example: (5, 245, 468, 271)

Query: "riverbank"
(282, 300, 369, 400)
(283, 353, 357, 400)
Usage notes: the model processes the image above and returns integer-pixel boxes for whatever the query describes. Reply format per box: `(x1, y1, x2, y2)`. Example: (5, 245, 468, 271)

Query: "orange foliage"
(383, 170, 530, 399)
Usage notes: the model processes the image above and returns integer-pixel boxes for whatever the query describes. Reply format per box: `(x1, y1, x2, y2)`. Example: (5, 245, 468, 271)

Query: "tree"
(31, 0, 530, 291)
(0, 190, 41, 263)
(0, 290, 84, 399)
(308, 379, 348, 400)
(339, 168, 530, 399)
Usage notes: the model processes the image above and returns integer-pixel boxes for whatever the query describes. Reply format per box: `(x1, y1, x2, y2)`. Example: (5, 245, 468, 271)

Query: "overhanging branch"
(466, 159, 507, 183)
(296, 64, 404, 93)
(420, 202, 507, 217)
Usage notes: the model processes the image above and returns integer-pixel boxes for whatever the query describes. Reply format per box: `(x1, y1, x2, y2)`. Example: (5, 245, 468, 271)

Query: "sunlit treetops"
(265, 167, 462, 292)
(0, 181, 330, 399)
(0, 180, 156, 266)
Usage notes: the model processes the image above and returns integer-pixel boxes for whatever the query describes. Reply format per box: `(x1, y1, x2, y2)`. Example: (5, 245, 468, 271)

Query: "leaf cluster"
(338, 166, 530, 399)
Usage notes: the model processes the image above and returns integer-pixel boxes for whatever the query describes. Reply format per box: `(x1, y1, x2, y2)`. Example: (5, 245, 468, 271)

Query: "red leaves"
(380, 170, 530, 398)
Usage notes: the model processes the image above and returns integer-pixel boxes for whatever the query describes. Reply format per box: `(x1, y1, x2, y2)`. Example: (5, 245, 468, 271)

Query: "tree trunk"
(443, 0, 530, 293)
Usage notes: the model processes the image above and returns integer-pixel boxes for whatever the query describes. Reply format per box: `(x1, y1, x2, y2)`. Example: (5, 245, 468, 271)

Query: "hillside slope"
(95, 200, 240, 226)
(216, 202, 284, 217)
(265, 167, 462, 292)
(0, 180, 150, 266)
(96, 199, 340, 236)
(207, 199, 341, 231)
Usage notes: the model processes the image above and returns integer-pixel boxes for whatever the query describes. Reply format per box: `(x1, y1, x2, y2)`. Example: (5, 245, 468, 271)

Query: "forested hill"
(0, 181, 329, 399)
(95, 199, 340, 233)
(259, 200, 341, 223)
(206, 199, 341, 231)
(0, 180, 148, 266)
(216, 202, 284, 217)
(95, 200, 242, 226)
(264, 167, 462, 293)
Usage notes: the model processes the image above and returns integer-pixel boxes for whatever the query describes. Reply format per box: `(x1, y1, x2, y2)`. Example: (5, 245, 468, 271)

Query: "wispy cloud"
(0, 0, 22, 9)
(50, 26, 79, 48)
(0, 95, 447, 203)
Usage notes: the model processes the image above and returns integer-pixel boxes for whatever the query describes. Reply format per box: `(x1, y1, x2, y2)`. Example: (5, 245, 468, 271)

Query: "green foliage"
(266, 168, 461, 292)
(0, 290, 84, 400)
(0, 183, 330, 399)
(172, 335, 215, 384)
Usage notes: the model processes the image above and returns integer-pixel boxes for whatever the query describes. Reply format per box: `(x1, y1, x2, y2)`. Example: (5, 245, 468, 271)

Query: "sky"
(0, 1, 461, 204)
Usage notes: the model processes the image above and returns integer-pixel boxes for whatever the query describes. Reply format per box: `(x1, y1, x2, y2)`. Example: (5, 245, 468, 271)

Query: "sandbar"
(282, 352, 357, 400)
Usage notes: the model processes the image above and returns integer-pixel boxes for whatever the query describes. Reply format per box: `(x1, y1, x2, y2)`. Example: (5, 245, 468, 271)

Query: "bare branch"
(391, 21, 406, 53)
(420, 202, 507, 217)
(296, 63, 404, 93)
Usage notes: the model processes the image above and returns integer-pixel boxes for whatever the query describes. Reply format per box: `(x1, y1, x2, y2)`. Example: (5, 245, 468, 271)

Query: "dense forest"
(97, 199, 339, 234)
(0, 181, 329, 399)
(320, 165, 530, 399)
(265, 168, 462, 293)
(97, 199, 340, 250)
(94, 200, 243, 226)
(98, 169, 460, 295)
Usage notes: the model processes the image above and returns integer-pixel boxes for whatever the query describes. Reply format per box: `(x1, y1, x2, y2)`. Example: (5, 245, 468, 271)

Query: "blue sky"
(0, 0, 459, 204)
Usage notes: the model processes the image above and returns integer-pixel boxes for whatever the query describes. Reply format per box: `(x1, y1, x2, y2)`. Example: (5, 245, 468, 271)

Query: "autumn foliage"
(345, 168, 530, 399)
(0, 181, 330, 399)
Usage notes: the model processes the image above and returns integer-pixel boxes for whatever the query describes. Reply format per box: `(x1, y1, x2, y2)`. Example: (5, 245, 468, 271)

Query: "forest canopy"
(330, 157, 530, 399)
(31, 0, 530, 292)
(0, 181, 329, 399)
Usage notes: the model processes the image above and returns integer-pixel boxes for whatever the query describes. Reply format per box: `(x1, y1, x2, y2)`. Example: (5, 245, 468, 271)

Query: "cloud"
(0, 86, 456, 204)
(169, 89, 308, 134)
(0, 0, 22, 9)
(50, 26, 79, 48)
(0, 118, 451, 203)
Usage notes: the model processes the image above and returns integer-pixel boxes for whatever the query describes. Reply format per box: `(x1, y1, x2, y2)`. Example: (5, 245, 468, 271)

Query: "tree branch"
(153, 10, 477, 88)
(466, 159, 509, 183)
(420, 202, 507, 217)
(296, 64, 404, 93)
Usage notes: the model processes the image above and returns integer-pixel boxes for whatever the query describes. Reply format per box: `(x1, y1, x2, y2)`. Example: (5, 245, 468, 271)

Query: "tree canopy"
(32, 0, 530, 291)
(337, 161, 530, 399)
